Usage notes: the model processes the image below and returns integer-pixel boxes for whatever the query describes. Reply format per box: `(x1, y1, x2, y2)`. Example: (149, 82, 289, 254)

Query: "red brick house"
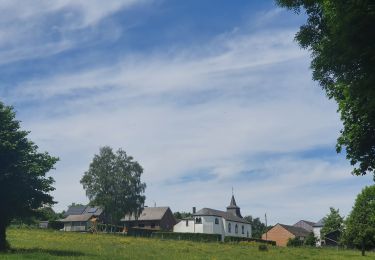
(262, 223, 310, 246)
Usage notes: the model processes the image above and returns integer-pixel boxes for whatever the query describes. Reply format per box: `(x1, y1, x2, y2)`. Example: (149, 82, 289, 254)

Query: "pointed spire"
(229, 195, 237, 207)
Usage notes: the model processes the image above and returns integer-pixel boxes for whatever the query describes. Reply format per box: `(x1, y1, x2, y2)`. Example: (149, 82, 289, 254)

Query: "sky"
(0, 0, 373, 225)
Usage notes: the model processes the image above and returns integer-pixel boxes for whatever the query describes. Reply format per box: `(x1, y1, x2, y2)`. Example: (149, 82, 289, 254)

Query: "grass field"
(1, 228, 373, 259)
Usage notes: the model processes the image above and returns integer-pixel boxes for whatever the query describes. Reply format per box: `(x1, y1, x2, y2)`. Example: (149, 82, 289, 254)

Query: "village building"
(121, 206, 176, 231)
(173, 195, 251, 240)
(313, 218, 324, 246)
(60, 205, 104, 232)
(262, 223, 310, 246)
(293, 220, 315, 232)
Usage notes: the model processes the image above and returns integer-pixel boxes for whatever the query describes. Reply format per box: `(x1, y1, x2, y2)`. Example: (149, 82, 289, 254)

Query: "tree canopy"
(320, 207, 344, 239)
(276, 0, 375, 178)
(80, 146, 146, 225)
(243, 215, 267, 239)
(343, 185, 375, 256)
(0, 101, 58, 251)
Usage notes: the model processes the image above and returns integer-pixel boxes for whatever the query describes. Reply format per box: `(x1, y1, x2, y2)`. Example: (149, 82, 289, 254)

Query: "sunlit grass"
(1, 228, 373, 259)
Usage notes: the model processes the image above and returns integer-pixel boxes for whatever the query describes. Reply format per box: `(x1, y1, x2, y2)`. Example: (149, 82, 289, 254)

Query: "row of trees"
(0, 102, 147, 251)
(310, 186, 375, 256)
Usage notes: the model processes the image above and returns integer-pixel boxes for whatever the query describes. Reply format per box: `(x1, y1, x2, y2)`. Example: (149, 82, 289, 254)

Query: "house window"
(235, 224, 238, 234)
(186, 220, 189, 227)
(138, 223, 145, 228)
(242, 225, 244, 234)
(228, 223, 231, 233)
(151, 223, 155, 228)
(195, 217, 202, 224)
(215, 218, 219, 224)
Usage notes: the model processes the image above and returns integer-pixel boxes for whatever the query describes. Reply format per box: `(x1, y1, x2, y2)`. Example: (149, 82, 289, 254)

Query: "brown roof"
(121, 207, 170, 222)
(61, 213, 94, 222)
(279, 224, 310, 237)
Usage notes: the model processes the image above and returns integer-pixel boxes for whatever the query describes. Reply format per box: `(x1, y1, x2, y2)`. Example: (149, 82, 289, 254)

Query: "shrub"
(258, 244, 268, 251)
(287, 237, 304, 247)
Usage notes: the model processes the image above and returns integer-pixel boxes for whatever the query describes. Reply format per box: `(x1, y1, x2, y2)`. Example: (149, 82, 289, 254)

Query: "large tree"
(80, 146, 146, 225)
(243, 215, 267, 239)
(276, 0, 375, 178)
(343, 185, 375, 256)
(321, 207, 344, 239)
(0, 102, 58, 251)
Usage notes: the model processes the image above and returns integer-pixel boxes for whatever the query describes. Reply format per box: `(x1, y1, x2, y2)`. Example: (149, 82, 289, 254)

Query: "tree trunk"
(0, 222, 8, 251)
(361, 240, 365, 256)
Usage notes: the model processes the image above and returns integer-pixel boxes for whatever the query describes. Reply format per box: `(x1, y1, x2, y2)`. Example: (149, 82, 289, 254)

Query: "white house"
(313, 218, 325, 247)
(173, 195, 251, 240)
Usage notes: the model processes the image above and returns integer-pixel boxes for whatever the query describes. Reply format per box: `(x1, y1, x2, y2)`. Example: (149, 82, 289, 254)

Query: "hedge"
(152, 232, 222, 242)
(224, 236, 276, 246)
(127, 228, 156, 237)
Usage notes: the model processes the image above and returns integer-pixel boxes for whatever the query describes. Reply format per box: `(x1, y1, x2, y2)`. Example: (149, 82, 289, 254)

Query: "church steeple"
(226, 194, 242, 218)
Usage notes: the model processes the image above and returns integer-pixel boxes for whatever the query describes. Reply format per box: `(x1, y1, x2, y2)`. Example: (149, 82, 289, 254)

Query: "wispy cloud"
(1, 3, 372, 224)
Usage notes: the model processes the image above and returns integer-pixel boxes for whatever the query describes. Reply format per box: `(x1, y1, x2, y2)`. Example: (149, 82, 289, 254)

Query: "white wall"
(313, 227, 322, 247)
(173, 215, 252, 239)
(223, 219, 251, 238)
(173, 219, 195, 233)
(63, 221, 90, 232)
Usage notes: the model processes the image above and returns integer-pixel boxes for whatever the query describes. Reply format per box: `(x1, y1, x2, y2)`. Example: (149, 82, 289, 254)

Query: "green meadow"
(1, 228, 373, 259)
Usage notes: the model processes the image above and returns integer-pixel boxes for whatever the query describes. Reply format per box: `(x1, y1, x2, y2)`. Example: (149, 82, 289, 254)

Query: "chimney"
(192, 207, 196, 214)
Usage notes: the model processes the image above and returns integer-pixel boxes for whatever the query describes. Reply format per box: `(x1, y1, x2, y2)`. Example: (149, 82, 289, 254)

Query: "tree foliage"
(243, 215, 267, 239)
(276, 0, 375, 178)
(80, 146, 146, 225)
(173, 212, 192, 220)
(342, 185, 375, 256)
(0, 102, 58, 251)
(321, 207, 344, 239)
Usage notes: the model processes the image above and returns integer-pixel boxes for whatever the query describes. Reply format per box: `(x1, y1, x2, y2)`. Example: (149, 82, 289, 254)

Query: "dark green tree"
(342, 185, 375, 256)
(0, 102, 58, 251)
(80, 146, 146, 225)
(321, 207, 344, 239)
(243, 215, 267, 239)
(173, 212, 192, 220)
(304, 232, 317, 247)
(276, 0, 375, 178)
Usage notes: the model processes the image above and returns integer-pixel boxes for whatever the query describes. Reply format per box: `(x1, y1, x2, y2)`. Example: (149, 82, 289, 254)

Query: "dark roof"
(121, 207, 170, 222)
(313, 218, 325, 227)
(64, 205, 86, 216)
(294, 220, 315, 226)
(193, 208, 249, 224)
(63, 205, 103, 217)
(228, 195, 238, 208)
(279, 224, 310, 237)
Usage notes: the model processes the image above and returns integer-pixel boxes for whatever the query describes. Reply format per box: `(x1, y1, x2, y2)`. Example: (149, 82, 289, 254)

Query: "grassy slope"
(0, 228, 373, 259)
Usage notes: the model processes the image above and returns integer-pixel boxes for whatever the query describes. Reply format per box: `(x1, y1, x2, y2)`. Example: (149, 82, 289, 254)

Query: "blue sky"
(0, 0, 373, 225)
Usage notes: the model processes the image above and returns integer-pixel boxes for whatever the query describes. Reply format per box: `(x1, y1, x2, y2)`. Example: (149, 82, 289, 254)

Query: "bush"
(224, 236, 276, 246)
(48, 221, 64, 230)
(152, 232, 221, 242)
(127, 228, 155, 237)
(258, 244, 268, 251)
(287, 237, 304, 247)
(304, 232, 317, 246)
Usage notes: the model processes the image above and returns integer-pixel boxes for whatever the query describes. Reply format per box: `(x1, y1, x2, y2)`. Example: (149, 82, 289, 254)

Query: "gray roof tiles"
(193, 208, 250, 224)
(121, 207, 170, 222)
(279, 224, 310, 237)
(313, 218, 325, 227)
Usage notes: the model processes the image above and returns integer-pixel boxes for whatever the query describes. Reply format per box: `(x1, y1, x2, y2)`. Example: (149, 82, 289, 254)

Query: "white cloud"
(3, 6, 373, 224)
(0, 0, 152, 64)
